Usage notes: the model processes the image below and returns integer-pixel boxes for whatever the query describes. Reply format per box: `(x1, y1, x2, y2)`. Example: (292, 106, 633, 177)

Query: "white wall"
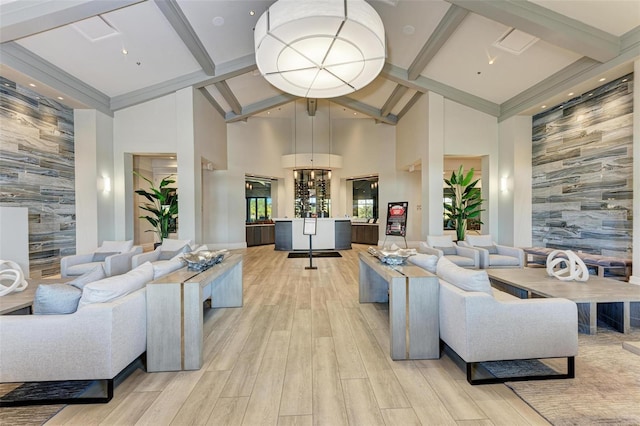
(74, 109, 114, 252)
(498, 115, 533, 247)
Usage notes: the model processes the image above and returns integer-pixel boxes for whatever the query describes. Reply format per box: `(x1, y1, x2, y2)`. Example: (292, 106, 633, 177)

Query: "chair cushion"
(435, 246, 457, 255)
(436, 257, 493, 295)
(407, 253, 438, 273)
(161, 238, 192, 252)
(446, 255, 476, 267)
(69, 264, 107, 289)
(66, 261, 104, 276)
(92, 251, 118, 262)
(33, 283, 82, 315)
(78, 262, 153, 307)
(96, 240, 134, 253)
(488, 254, 521, 267)
(465, 234, 493, 247)
(426, 235, 454, 248)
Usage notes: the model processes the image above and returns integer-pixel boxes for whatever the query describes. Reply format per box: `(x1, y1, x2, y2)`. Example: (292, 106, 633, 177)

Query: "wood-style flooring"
(46, 244, 549, 425)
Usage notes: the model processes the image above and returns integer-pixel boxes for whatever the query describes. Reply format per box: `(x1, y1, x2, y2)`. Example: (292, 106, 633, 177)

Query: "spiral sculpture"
(0, 260, 29, 297)
(546, 250, 589, 282)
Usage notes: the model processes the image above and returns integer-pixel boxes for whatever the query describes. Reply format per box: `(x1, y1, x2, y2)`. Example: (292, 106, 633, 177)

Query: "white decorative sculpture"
(546, 250, 589, 282)
(0, 260, 29, 297)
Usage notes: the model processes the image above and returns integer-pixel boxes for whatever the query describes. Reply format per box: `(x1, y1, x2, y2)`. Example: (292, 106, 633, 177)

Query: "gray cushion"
(435, 246, 457, 255)
(478, 245, 498, 254)
(69, 264, 106, 289)
(33, 284, 82, 315)
(92, 252, 118, 262)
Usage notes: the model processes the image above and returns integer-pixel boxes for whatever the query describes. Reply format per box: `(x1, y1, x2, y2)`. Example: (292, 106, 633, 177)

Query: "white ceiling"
(1, 0, 639, 123)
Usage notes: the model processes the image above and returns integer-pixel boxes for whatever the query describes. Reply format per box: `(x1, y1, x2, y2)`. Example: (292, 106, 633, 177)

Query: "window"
(351, 178, 378, 219)
(356, 199, 374, 218)
(246, 197, 272, 222)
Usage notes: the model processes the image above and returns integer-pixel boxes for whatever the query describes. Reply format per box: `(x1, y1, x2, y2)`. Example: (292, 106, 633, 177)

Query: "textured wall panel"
(0, 77, 75, 278)
(532, 73, 633, 259)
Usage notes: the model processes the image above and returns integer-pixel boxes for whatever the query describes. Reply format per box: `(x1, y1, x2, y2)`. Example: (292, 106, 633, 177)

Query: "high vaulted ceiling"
(1, 0, 639, 124)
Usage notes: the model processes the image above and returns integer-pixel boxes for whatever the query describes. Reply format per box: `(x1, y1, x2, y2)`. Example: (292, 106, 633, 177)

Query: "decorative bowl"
(182, 250, 227, 270)
(367, 247, 416, 265)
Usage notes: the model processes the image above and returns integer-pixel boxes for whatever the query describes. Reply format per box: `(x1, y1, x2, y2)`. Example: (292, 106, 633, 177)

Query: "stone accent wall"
(0, 77, 75, 278)
(532, 73, 633, 258)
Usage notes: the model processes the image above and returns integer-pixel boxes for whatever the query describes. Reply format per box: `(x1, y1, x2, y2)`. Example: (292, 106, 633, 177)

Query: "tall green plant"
(134, 172, 178, 242)
(443, 165, 484, 241)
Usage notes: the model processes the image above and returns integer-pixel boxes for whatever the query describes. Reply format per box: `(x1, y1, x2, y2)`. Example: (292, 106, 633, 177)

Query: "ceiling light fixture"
(568, 92, 574, 96)
(29, 83, 36, 87)
(121, 48, 128, 55)
(599, 78, 606, 82)
(254, 0, 386, 98)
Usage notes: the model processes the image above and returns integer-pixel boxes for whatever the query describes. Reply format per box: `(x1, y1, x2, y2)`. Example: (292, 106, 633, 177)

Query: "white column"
(426, 92, 445, 237)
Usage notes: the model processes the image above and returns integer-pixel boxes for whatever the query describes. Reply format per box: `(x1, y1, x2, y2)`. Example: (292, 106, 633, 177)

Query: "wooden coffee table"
(488, 268, 640, 334)
(0, 281, 37, 315)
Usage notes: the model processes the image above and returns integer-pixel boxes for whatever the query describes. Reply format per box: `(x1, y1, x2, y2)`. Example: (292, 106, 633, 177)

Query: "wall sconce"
(98, 176, 111, 193)
(245, 182, 253, 190)
(500, 177, 509, 193)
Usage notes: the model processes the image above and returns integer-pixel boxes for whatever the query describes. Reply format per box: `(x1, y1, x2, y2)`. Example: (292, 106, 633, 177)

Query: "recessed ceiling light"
(29, 83, 36, 87)
(353, 112, 357, 115)
(57, 96, 64, 100)
(568, 92, 574, 96)
(121, 48, 128, 55)
(267, 111, 271, 114)
(588, 93, 594, 96)
(541, 105, 547, 109)
(249, 10, 255, 16)
(212, 16, 224, 26)
(622, 78, 628, 82)
(599, 78, 606, 82)
(402, 25, 415, 35)
(488, 58, 495, 65)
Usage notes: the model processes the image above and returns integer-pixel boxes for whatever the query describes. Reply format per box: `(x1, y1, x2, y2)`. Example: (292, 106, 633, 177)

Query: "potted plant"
(443, 165, 484, 242)
(134, 172, 178, 245)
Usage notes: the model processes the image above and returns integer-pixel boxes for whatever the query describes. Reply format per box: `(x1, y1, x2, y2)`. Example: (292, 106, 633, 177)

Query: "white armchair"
(459, 234, 524, 269)
(420, 235, 479, 269)
(61, 240, 142, 278)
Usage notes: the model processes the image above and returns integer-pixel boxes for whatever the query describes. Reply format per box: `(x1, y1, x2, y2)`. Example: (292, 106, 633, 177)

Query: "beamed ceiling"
(1, 0, 639, 123)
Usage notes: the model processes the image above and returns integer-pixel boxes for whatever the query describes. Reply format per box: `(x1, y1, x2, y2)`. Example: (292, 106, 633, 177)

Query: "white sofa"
(0, 262, 156, 405)
(61, 240, 142, 278)
(426, 256, 578, 384)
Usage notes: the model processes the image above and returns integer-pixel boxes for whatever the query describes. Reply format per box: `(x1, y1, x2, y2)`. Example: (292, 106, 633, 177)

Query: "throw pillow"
(436, 256, 493, 296)
(477, 245, 498, 254)
(161, 238, 192, 252)
(78, 262, 153, 307)
(96, 240, 134, 253)
(435, 246, 457, 256)
(92, 252, 118, 262)
(33, 283, 82, 315)
(408, 253, 438, 274)
(69, 264, 107, 289)
(153, 258, 185, 279)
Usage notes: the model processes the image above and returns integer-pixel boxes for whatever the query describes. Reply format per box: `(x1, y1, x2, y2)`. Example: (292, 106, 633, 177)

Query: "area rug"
(287, 251, 342, 258)
(506, 327, 640, 425)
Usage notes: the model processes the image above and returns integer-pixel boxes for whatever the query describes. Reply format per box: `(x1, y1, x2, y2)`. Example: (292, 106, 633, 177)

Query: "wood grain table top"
(488, 267, 640, 303)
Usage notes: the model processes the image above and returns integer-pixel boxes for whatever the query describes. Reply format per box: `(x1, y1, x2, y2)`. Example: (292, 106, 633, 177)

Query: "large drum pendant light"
(254, 0, 386, 98)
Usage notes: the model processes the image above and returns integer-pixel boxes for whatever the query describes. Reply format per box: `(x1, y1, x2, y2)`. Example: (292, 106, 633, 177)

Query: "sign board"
(385, 202, 408, 237)
(303, 217, 317, 235)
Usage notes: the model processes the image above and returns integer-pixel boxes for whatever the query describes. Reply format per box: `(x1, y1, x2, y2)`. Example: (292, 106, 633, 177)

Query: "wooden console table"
(358, 252, 439, 360)
(146, 253, 243, 372)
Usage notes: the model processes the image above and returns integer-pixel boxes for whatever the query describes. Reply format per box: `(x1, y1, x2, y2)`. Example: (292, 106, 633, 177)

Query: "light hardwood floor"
(47, 244, 549, 425)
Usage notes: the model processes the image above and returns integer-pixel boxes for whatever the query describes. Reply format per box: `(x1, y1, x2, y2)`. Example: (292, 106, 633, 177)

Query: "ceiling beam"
(380, 85, 409, 117)
(226, 94, 298, 123)
(0, 0, 144, 43)
(195, 54, 257, 87)
(331, 97, 398, 125)
(382, 62, 500, 117)
(1, 42, 112, 116)
(447, 0, 620, 63)
(407, 5, 468, 80)
(213, 81, 242, 115)
(397, 92, 424, 121)
(198, 87, 226, 118)
(153, 0, 216, 75)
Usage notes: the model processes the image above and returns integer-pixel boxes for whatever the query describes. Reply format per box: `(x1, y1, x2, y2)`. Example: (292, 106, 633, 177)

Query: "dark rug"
(287, 251, 342, 258)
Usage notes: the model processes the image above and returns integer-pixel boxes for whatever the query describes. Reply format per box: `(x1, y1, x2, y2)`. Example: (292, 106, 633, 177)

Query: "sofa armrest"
(105, 246, 143, 276)
(132, 247, 161, 268)
(495, 244, 525, 266)
(60, 253, 95, 277)
(454, 246, 479, 264)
